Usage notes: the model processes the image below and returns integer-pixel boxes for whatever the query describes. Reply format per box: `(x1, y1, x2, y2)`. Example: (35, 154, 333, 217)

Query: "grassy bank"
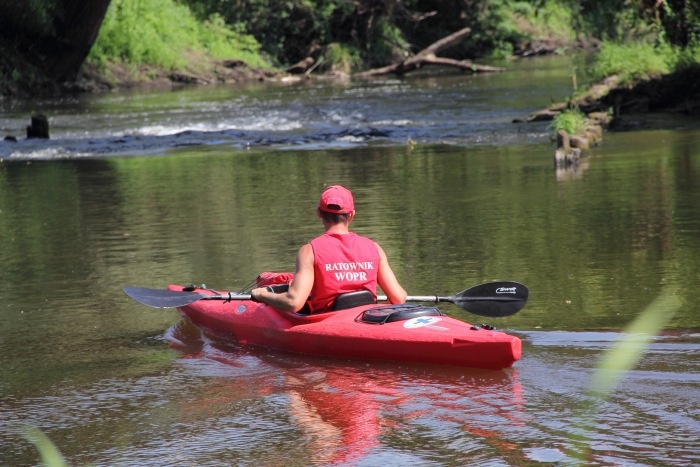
(590, 39, 700, 85)
(84, 0, 271, 87)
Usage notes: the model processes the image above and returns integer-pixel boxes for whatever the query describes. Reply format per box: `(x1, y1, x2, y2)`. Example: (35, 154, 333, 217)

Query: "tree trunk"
(43, 0, 112, 81)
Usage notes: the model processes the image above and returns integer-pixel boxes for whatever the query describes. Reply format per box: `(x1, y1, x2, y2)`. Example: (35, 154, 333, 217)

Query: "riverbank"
(518, 64, 700, 140)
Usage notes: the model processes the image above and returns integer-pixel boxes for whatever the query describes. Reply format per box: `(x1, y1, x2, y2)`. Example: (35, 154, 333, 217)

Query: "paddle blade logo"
(496, 287, 517, 294)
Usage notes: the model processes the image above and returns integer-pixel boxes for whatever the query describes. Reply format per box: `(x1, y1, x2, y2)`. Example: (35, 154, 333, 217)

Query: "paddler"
(251, 185, 407, 313)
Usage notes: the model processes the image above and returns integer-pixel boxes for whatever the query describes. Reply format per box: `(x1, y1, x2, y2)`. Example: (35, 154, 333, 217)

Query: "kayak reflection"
(165, 318, 527, 464)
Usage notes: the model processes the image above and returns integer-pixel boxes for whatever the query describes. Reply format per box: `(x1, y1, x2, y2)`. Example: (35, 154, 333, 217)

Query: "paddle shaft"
(136, 292, 517, 304)
(158, 294, 518, 303)
(154, 294, 518, 303)
(380, 295, 522, 303)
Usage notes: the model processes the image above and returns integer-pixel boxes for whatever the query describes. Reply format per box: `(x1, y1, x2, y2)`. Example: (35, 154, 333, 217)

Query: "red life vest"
(308, 232, 379, 313)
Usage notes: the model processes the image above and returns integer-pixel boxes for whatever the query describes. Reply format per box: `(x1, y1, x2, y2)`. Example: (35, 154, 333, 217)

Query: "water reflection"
(165, 319, 527, 465)
(555, 158, 591, 182)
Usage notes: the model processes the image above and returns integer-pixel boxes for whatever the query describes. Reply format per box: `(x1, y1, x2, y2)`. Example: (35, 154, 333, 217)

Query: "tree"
(0, 0, 111, 82)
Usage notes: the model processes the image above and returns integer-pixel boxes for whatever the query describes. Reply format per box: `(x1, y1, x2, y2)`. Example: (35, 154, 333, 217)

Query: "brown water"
(1, 56, 699, 465)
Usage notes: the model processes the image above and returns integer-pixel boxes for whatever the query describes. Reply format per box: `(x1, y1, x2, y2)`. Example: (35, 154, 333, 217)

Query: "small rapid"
(1, 66, 565, 160)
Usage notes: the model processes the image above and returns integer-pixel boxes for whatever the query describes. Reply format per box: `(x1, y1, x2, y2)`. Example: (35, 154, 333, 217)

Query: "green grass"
(589, 38, 700, 89)
(88, 0, 268, 70)
(551, 108, 588, 134)
(512, 0, 575, 43)
(590, 41, 672, 84)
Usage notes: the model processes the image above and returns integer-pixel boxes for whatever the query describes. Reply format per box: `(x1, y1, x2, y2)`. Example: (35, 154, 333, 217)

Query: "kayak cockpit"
(356, 304, 444, 324)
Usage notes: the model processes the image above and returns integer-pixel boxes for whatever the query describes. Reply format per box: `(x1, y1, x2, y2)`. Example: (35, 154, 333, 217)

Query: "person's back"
(250, 185, 406, 312)
(307, 231, 380, 312)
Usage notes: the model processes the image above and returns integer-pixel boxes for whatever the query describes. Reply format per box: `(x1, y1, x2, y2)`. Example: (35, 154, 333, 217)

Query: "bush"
(667, 36, 700, 72)
(324, 43, 361, 73)
(551, 107, 587, 134)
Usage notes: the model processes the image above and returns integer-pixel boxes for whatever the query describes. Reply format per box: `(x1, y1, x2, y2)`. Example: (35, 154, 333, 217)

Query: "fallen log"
(355, 27, 505, 77)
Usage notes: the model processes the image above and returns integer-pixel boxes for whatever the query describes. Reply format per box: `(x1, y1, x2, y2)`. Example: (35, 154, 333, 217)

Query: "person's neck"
(325, 223, 350, 235)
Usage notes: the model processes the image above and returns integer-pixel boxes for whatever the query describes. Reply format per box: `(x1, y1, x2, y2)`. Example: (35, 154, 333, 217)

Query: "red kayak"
(123, 282, 526, 370)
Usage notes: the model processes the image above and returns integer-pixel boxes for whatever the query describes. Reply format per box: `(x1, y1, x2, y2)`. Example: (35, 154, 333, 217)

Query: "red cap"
(318, 185, 355, 214)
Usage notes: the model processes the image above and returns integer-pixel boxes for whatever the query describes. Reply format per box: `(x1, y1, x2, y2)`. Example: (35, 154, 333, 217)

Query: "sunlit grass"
(590, 41, 675, 84)
(89, 0, 268, 70)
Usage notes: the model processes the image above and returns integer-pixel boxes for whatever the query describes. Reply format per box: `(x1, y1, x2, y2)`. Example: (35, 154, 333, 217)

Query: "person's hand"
(250, 287, 266, 303)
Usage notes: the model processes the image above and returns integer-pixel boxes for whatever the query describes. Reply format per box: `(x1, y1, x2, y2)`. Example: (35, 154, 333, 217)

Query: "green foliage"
(181, 0, 352, 66)
(523, 0, 575, 42)
(572, 0, 698, 47)
(590, 41, 671, 84)
(5, 0, 700, 90)
(657, 0, 700, 47)
(88, 0, 267, 69)
(572, 0, 644, 41)
(412, 0, 529, 59)
(364, 19, 409, 67)
(667, 36, 700, 71)
(472, 1, 527, 59)
(169, 0, 699, 71)
(551, 107, 587, 134)
(324, 43, 361, 74)
(198, 14, 264, 63)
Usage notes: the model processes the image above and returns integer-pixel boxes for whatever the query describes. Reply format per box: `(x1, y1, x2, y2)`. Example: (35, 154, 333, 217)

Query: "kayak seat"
(264, 285, 374, 314)
(332, 290, 376, 311)
(357, 304, 443, 324)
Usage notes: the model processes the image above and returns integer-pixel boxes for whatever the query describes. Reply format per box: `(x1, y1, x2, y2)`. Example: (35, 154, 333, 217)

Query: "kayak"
(163, 284, 522, 370)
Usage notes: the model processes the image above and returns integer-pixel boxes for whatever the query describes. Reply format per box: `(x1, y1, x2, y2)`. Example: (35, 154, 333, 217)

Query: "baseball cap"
(318, 185, 355, 214)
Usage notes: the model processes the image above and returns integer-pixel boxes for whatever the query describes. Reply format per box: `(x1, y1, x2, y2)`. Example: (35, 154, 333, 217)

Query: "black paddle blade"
(448, 281, 529, 317)
(123, 287, 208, 308)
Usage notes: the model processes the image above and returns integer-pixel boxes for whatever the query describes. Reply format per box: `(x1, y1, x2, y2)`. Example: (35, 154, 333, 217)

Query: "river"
(1, 55, 699, 466)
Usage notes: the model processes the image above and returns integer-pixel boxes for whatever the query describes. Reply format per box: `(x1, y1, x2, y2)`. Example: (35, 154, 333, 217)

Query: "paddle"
(383, 281, 528, 318)
(124, 281, 528, 318)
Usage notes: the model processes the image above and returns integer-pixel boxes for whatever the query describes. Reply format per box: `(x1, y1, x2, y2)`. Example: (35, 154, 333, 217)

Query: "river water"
(1, 56, 699, 466)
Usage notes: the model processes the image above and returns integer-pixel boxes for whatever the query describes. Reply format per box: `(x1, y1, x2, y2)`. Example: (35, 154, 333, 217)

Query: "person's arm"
(375, 243, 407, 304)
(250, 243, 315, 312)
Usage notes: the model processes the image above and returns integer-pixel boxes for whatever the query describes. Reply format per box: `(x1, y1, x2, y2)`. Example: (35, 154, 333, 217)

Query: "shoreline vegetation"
(1, 1, 698, 136)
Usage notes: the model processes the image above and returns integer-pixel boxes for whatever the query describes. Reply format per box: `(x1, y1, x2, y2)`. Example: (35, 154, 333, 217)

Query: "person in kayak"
(251, 185, 407, 313)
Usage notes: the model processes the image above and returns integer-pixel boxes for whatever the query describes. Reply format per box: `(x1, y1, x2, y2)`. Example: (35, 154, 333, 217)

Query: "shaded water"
(1, 56, 699, 465)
